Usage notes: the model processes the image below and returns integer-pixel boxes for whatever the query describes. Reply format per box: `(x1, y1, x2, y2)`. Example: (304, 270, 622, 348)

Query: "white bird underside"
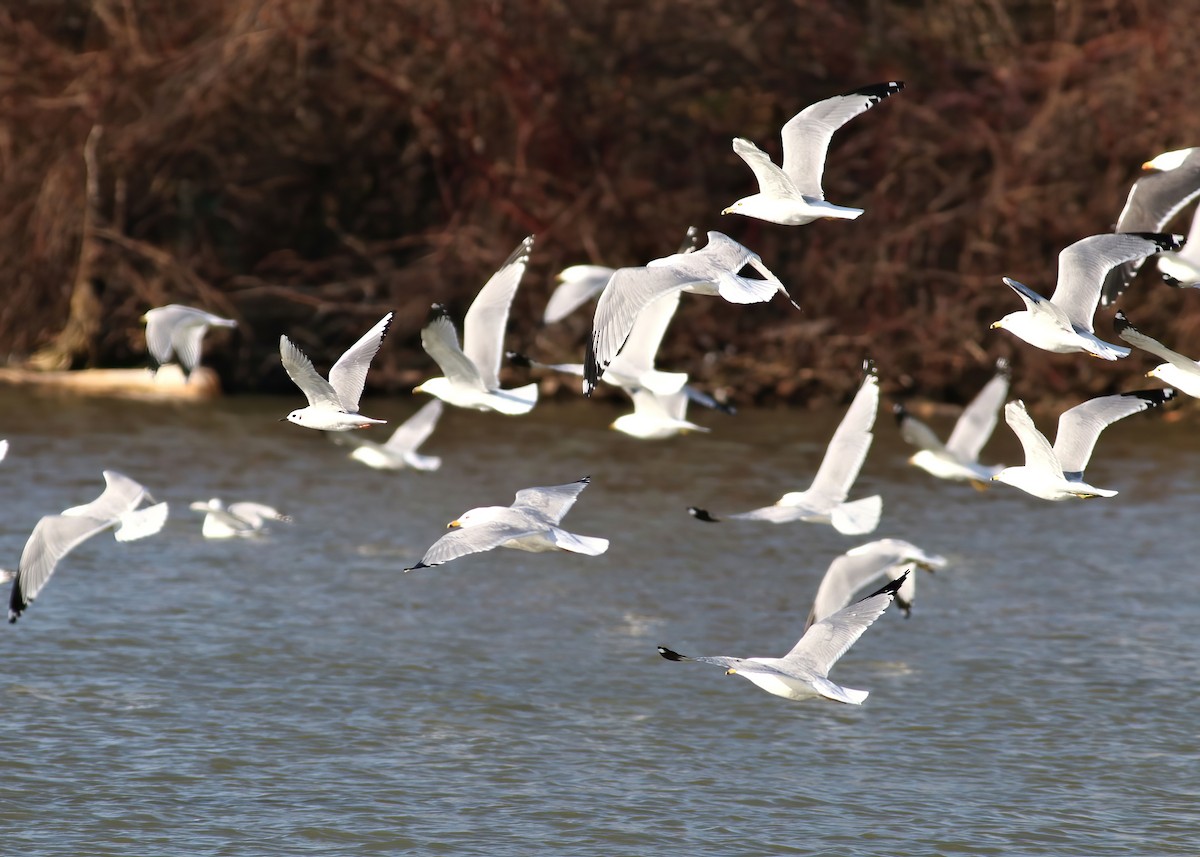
(281, 312, 393, 430)
(611, 388, 708, 440)
(658, 573, 908, 704)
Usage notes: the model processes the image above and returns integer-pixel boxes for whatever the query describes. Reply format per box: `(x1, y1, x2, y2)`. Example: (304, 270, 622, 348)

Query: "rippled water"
(1, 387, 1197, 856)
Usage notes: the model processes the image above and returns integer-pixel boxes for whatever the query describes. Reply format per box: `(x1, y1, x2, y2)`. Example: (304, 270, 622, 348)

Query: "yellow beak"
(447, 520, 460, 529)
(725, 668, 737, 675)
(989, 321, 1002, 329)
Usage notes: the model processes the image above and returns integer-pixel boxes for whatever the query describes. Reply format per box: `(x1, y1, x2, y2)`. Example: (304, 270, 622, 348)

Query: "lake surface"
(1, 387, 1197, 856)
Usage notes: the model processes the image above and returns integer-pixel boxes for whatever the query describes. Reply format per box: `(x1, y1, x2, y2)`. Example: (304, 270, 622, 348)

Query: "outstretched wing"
(893, 404, 946, 453)
(784, 573, 906, 673)
(383, 399, 445, 455)
(421, 306, 487, 390)
(1053, 233, 1181, 331)
(1114, 312, 1200, 375)
(280, 335, 340, 409)
(512, 476, 592, 525)
(731, 137, 797, 198)
(61, 470, 149, 522)
(806, 368, 879, 505)
(464, 237, 534, 391)
(945, 359, 1010, 462)
(1003, 400, 1063, 477)
(328, 312, 393, 411)
(405, 519, 536, 571)
(1053, 389, 1175, 477)
(9, 514, 111, 622)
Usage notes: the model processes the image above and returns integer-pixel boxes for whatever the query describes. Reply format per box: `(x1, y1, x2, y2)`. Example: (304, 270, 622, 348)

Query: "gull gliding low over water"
(415, 236, 539, 415)
(894, 358, 1009, 487)
(805, 539, 946, 630)
(584, 231, 795, 395)
(189, 499, 293, 539)
(405, 477, 608, 571)
(992, 232, 1182, 360)
(723, 81, 904, 225)
(280, 312, 393, 430)
(658, 573, 908, 705)
(331, 399, 445, 471)
(992, 390, 1176, 501)
(689, 363, 881, 534)
(141, 304, 238, 378)
(1114, 312, 1200, 398)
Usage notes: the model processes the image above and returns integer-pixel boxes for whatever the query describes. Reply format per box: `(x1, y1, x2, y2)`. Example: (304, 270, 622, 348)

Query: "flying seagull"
(1114, 311, 1200, 398)
(9, 471, 168, 623)
(992, 390, 1175, 500)
(1102, 148, 1200, 304)
(330, 399, 445, 470)
(405, 477, 608, 571)
(280, 312, 393, 431)
(689, 362, 881, 535)
(657, 572, 908, 705)
(805, 539, 946, 630)
(415, 237, 539, 415)
(141, 304, 237, 378)
(893, 358, 1009, 487)
(1155, 204, 1200, 288)
(722, 81, 904, 225)
(188, 499, 292, 539)
(992, 232, 1182, 359)
(610, 387, 709, 440)
(585, 231, 796, 395)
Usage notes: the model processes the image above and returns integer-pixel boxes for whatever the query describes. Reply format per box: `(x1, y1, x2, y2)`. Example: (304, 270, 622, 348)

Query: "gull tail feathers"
(812, 677, 869, 705)
(550, 529, 609, 556)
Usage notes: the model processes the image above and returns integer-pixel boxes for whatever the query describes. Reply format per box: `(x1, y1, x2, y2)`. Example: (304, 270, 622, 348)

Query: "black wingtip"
(1125, 232, 1185, 254)
(892, 402, 909, 424)
(849, 80, 905, 102)
(506, 350, 533, 368)
(1112, 310, 1132, 334)
(403, 562, 429, 573)
(657, 646, 689, 661)
(865, 569, 910, 600)
(427, 303, 453, 325)
(687, 507, 720, 523)
(862, 357, 877, 378)
(1162, 273, 1183, 287)
(1124, 387, 1177, 408)
(578, 475, 591, 485)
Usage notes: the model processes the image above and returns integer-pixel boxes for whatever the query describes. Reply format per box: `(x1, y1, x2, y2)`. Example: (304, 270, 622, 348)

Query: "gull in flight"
(657, 573, 908, 705)
(280, 312, 393, 430)
(415, 237, 539, 415)
(805, 539, 946, 630)
(1114, 312, 1200, 398)
(689, 363, 882, 535)
(405, 477, 608, 571)
(610, 388, 709, 440)
(189, 498, 292, 539)
(585, 231, 795, 395)
(992, 233, 1182, 359)
(992, 390, 1175, 500)
(330, 399, 445, 470)
(1102, 148, 1200, 304)
(893, 358, 1009, 487)
(723, 81, 904, 225)
(141, 304, 238, 378)
(8, 471, 168, 623)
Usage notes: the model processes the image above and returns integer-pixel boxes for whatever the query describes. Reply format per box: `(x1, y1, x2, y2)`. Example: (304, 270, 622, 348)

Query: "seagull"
(992, 390, 1175, 500)
(991, 232, 1182, 359)
(805, 540, 946, 630)
(585, 231, 796, 395)
(611, 388, 709, 440)
(331, 399, 445, 470)
(893, 358, 1009, 487)
(1102, 148, 1200, 304)
(689, 363, 881, 535)
(9, 471, 168, 622)
(188, 499, 292, 539)
(1114, 312, 1200, 398)
(1155, 204, 1200, 288)
(722, 81, 904, 225)
(141, 304, 238, 377)
(657, 572, 908, 705)
(414, 237, 539, 415)
(280, 312, 393, 430)
(405, 476, 608, 571)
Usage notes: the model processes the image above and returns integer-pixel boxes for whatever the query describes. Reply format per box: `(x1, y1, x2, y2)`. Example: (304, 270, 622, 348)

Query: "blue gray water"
(1, 389, 1197, 855)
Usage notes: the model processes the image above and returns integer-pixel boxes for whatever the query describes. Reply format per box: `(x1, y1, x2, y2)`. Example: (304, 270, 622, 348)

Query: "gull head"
(284, 409, 306, 425)
(721, 201, 745, 216)
(1143, 148, 1194, 172)
(989, 318, 1006, 330)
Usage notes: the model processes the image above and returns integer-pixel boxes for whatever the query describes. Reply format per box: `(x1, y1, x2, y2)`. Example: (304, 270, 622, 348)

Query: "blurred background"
(2, 0, 1198, 408)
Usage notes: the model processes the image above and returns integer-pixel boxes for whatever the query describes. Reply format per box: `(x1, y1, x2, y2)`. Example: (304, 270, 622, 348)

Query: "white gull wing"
(732, 137, 798, 199)
(945, 359, 1010, 462)
(780, 81, 905, 199)
(512, 477, 591, 525)
(382, 399, 444, 455)
(544, 264, 613, 324)
(226, 502, 290, 528)
(1114, 312, 1200, 375)
(783, 573, 906, 673)
(172, 323, 209, 374)
(1051, 233, 1181, 331)
(326, 312, 393, 412)
(61, 470, 150, 521)
(1052, 389, 1175, 478)
(406, 518, 540, 570)
(420, 307, 488, 390)
(805, 542, 942, 629)
(9, 514, 112, 622)
(604, 290, 683, 379)
(463, 236, 534, 391)
(894, 404, 947, 453)
(113, 501, 169, 543)
(280, 335, 341, 409)
(804, 369, 879, 506)
(1003, 401, 1064, 479)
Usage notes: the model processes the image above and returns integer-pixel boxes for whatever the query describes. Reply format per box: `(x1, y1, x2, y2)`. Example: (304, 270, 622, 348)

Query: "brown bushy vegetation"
(3, 0, 1199, 407)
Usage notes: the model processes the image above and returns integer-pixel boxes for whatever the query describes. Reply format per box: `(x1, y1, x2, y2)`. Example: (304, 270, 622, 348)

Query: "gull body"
(585, 231, 795, 394)
(9, 471, 168, 622)
(415, 237, 538, 415)
(992, 233, 1182, 359)
(993, 391, 1175, 501)
(611, 388, 709, 440)
(406, 477, 608, 570)
(723, 81, 904, 225)
(658, 573, 908, 705)
(332, 399, 445, 470)
(189, 498, 292, 539)
(689, 364, 881, 535)
(141, 304, 238, 377)
(1114, 312, 1200, 398)
(894, 358, 1009, 485)
(806, 539, 946, 629)
(280, 312, 393, 430)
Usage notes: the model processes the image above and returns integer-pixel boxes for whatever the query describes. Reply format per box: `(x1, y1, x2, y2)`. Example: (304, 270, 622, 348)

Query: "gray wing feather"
(587, 266, 691, 389)
(512, 477, 591, 524)
(807, 371, 879, 505)
(784, 584, 897, 673)
(945, 362, 1010, 461)
(1114, 152, 1200, 233)
(421, 311, 487, 390)
(1052, 234, 1172, 330)
(605, 290, 682, 376)
(280, 335, 341, 408)
(411, 520, 535, 569)
(1004, 400, 1063, 477)
(10, 514, 112, 620)
(61, 470, 149, 521)
(1115, 316, 1200, 375)
(327, 312, 393, 411)
(1053, 391, 1163, 475)
(383, 399, 444, 455)
(463, 237, 534, 391)
(732, 137, 797, 198)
